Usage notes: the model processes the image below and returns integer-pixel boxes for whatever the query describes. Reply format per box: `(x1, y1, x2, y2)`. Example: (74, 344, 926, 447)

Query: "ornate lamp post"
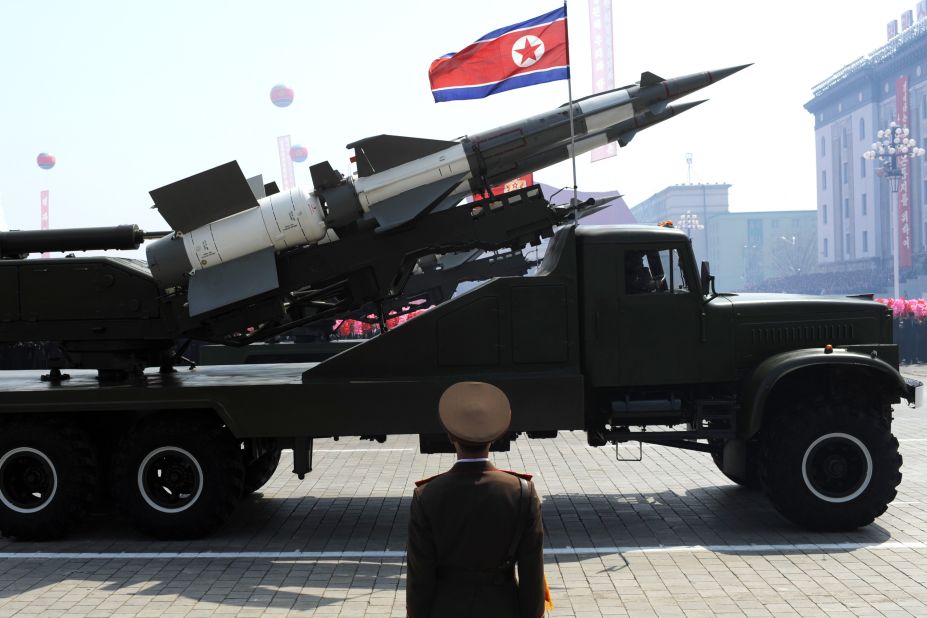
(678, 209, 704, 238)
(863, 121, 925, 298)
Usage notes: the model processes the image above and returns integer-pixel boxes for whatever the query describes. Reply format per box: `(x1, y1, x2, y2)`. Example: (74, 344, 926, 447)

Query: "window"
(844, 198, 850, 218)
(843, 161, 849, 184)
(846, 233, 852, 254)
(860, 157, 867, 178)
(863, 230, 869, 253)
(824, 237, 829, 257)
(923, 95, 927, 118)
(822, 171, 827, 190)
(624, 248, 689, 295)
(842, 127, 848, 148)
(820, 136, 826, 156)
(823, 204, 828, 224)
(862, 193, 867, 215)
(859, 117, 865, 140)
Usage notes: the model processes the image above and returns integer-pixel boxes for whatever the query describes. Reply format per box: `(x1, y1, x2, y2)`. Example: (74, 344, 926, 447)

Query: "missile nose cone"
(656, 64, 751, 100)
(707, 63, 752, 83)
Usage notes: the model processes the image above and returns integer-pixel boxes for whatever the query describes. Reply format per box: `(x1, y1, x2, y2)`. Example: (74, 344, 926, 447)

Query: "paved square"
(0, 369, 926, 616)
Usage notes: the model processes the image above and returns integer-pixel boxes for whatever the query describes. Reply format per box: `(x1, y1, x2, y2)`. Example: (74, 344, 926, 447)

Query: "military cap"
(438, 381, 512, 443)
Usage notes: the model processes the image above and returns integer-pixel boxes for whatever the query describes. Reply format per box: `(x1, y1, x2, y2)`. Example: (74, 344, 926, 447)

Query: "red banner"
(471, 173, 534, 201)
(277, 135, 295, 190)
(40, 190, 49, 259)
(588, 0, 617, 162)
(897, 76, 912, 268)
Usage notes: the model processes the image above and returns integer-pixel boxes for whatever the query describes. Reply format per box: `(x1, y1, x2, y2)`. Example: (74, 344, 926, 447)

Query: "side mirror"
(700, 260, 716, 298)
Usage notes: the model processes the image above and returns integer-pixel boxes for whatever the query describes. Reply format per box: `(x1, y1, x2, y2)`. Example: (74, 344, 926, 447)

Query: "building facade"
(805, 11, 927, 276)
(631, 184, 817, 291)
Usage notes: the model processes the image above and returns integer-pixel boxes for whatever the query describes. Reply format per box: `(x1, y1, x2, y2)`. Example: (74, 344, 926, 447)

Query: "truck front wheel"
(759, 401, 901, 531)
(0, 421, 98, 540)
(111, 416, 244, 539)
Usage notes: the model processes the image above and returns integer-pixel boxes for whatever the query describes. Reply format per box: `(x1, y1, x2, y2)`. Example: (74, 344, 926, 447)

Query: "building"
(628, 183, 730, 263)
(631, 184, 817, 291)
(805, 5, 927, 286)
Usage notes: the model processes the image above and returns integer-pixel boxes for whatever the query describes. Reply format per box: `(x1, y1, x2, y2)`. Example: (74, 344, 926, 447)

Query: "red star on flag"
(514, 38, 542, 63)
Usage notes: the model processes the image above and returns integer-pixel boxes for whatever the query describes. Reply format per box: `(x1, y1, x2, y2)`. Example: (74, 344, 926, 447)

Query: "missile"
(145, 64, 748, 314)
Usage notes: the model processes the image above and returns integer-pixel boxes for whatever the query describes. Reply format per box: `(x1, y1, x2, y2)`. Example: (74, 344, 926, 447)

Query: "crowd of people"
(744, 269, 891, 296)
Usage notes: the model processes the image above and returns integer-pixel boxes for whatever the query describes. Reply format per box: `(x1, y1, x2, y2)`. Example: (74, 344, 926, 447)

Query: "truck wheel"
(243, 447, 282, 495)
(759, 401, 901, 531)
(111, 416, 244, 539)
(0, 421, 98, 540)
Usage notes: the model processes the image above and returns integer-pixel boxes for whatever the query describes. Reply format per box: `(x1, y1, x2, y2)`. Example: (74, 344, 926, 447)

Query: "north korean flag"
(429, 6, 569, 102)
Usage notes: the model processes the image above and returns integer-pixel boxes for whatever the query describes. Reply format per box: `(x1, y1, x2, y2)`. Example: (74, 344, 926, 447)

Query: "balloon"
(289, 144, 308, 162)
(36, 153, 56, 170)
(270, 84, 294, 107)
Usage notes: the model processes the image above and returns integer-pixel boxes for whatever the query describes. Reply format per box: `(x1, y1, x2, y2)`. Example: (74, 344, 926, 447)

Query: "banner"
(40, 190, 49, 258)
(588, 0, 617, 162)
(277, 135, 296, 190)
(897, 76, 912, 268)
(472, 174, 534, 201)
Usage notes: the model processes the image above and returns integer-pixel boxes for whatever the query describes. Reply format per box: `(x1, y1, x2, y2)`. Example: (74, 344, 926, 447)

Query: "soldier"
(406, 381, 550, 617)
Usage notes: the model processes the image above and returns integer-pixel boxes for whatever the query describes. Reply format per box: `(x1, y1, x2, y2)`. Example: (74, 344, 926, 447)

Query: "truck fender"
(738, 348, 911, 439)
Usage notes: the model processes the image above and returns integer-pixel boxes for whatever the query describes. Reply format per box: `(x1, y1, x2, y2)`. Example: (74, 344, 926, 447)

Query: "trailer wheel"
(0, 421, 98, 540)
(243, 447, 282, 495)
(759, 400, 901, 531)
(111, 416, 244, 539)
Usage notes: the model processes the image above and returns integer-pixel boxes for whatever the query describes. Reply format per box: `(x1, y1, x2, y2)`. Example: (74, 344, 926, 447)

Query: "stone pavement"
(0, 374, 926, 616)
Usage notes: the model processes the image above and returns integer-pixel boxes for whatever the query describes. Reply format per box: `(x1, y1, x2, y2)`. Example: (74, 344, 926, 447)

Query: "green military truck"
(0, 223, 919, 540)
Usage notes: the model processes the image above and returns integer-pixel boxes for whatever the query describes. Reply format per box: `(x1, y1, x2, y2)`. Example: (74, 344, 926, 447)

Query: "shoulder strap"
(502, 477, 530, 568)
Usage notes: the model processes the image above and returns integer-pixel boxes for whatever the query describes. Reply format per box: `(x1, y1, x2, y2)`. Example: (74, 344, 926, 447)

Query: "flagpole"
(563, 0, 578, 218)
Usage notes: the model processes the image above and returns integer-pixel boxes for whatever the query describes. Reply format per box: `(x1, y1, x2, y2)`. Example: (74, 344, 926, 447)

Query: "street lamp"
(863, 121, 926, 298)
(678, 209, 704, 238)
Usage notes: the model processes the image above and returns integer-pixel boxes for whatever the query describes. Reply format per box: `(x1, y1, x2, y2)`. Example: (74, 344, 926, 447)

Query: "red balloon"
(36, 152, 56, 170)
(270, 84, 294, 108)
(289, 145, 308, 162)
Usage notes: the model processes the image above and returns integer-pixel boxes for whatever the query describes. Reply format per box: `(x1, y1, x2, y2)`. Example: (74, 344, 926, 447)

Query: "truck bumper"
(905, 376, 924, 409)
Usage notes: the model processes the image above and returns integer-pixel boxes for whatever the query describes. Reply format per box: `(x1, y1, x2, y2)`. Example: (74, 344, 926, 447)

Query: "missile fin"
(246, 174, 266, 199)
(639, 71, 665, 87)
(347, 134, 459, 178)
(150, 161, 258, 233)
(264, 181, 280, 196)
(366, 172, 468, 232)
(187, 248, 279, 316)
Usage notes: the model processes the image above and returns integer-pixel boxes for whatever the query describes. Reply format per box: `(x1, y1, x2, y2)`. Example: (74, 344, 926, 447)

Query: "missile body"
(317, 65, 747, 229)
(146, 65, 747, 314)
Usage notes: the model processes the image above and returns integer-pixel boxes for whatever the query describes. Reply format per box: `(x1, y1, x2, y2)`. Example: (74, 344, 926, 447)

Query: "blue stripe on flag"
(432, 67, 570, 102)
(474, 6, 566, 43)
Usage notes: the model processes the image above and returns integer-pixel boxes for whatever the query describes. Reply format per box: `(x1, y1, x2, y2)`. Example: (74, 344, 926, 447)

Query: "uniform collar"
(451, 459, 496, 474)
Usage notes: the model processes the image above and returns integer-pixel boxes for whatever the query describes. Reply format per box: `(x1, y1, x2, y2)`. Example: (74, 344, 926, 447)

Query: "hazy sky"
(0, 0, 919, 242)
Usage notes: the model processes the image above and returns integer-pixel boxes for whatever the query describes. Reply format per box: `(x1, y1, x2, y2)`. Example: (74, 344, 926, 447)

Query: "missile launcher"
(0, 65, 748, 376)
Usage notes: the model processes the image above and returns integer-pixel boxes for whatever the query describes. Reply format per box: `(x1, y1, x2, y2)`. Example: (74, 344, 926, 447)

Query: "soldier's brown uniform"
(406, 460, 545, 618)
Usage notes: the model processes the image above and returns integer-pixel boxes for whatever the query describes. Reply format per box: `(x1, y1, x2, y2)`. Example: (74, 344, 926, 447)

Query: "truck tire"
(243, 447, 282, 495)
(111, 416, 244, 539)
(759, 400, 901, 531)
(0, 420, 98, 540)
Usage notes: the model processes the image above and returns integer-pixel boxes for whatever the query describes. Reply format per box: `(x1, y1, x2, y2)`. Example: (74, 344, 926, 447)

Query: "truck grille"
(751, 323, 854, 346)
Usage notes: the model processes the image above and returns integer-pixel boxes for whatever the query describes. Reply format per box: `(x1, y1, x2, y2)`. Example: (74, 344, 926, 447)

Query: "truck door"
(616, 244, 701, 385)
